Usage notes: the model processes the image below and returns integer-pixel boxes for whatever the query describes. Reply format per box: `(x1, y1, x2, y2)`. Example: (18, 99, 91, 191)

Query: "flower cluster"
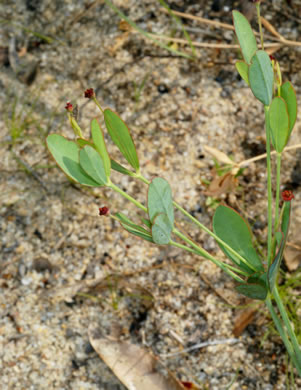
(99, 206, 109, 216)
(282, 190, 294, 202)
(84, 88, 95, 99)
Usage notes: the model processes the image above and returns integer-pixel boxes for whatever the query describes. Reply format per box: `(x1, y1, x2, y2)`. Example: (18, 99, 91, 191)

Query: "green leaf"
(213, 205, 263, 274)
(268, 201, 291, 292)
(47, 134, 100, 187)
(115, 212, 154, 243)
(147, 178, 174, 229)
(104, 109, 139, 171)
(269, 97, 289, 153)
(249, 50, 273, 106)
(235, 60, 249, 85)
(233, 10, 257, 64)
(91, 119, 111, 178)
(235, 282, 267, 300)
(79, 145, 108, 185)
(111, 159, 136, 177)
(281, 81, 297, 137)
(151, 213, 172, 245)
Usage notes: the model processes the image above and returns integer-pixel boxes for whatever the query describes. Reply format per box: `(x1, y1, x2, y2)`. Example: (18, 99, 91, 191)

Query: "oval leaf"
(104, 109, 139, 171)
(152, 213, 172, 245)
(233, 10, 257, 64)
(47, 134, 100, 187)
(147, 177, 174, 228)
(235, 282, 267, 300)
(91, 119, 111, 178)
(235, 60, 249, 85)
(281, 81, 297, 136)
(249, 50, 273, 106)
(213, 205, 263, 273)
(269, 97, 289, 153)
(79, 145, 108, 185)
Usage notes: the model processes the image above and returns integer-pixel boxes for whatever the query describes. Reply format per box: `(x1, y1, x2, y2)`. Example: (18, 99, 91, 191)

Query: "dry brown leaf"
(233, 307, 257, 337)
(203, 146, 235, 166)
(89, 324, 186, 390)
(284, 241, 301, 271)
(204, 171, 238, 198)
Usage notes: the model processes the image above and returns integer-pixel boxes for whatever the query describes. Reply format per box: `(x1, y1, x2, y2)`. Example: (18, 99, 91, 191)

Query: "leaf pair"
(233, 11, 297, 151)
(47, 119, 111, 187)
(269, 82, 297, 153)
(47, 134, 107, 186)
(47, 106, 142, 186)
(116, 177, 174, 246)
(233, 11, 273, 106)
(148, 178, 174, 245)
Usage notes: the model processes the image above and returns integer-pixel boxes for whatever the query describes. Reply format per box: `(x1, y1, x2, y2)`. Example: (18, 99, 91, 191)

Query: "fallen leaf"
(284, 241, 301, 271)
(89, 324, 186, 390)
(233, 307, 257, 337)
(204, 171, 238, 198)
(204, 145, 235, 166)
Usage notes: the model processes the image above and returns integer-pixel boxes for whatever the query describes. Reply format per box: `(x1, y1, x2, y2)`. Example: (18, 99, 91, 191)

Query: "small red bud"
(269, 54, 276, 61)
(99, 206, 109, 216)
(84, 88, 95, 99)
(65, 102, 73, 112)
(282, 190, 294, 202)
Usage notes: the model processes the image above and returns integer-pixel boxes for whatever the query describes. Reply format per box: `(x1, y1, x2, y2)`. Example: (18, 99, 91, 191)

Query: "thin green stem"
(109, 182, 147, 213)
(171, 232, 248, 277)
(273, 287, 301, 367)
(256, 2, 264, 50)
(274, 152, 282, 232)
(265, 106, 273, 267)
(173, 228, 246, 282)
(265, 296, 301, 375)
(173, 201, 258, 272)
(93, 97, 104, 114)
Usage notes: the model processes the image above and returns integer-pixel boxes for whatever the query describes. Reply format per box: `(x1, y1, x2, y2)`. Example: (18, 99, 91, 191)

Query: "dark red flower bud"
(84, 88, 95, 99)
(269, 55, 276, 61)
(99, 206, 109, 216)
(65, 102, 73, 112)
(282, 190, 294, 202)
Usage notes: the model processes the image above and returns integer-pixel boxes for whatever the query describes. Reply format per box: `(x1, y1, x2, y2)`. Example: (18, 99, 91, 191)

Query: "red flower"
(84, 88, 95, 99)
(282, 190, 294, 202)
(99, 206, 109, 216)
(65, 102, 73, 112)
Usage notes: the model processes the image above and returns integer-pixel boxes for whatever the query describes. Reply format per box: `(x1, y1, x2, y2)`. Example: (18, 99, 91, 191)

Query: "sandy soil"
(0, 1, 301, 389)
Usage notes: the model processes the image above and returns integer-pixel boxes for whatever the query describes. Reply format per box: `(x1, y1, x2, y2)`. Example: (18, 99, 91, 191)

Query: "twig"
(238, 143, 301, 167)
(160, 8, 301, 49)
(161, 338, 240, 358)
(148, 33, 284, 50)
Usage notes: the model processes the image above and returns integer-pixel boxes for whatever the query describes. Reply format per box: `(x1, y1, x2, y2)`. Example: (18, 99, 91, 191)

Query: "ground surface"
(0, 1, 301, 389)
